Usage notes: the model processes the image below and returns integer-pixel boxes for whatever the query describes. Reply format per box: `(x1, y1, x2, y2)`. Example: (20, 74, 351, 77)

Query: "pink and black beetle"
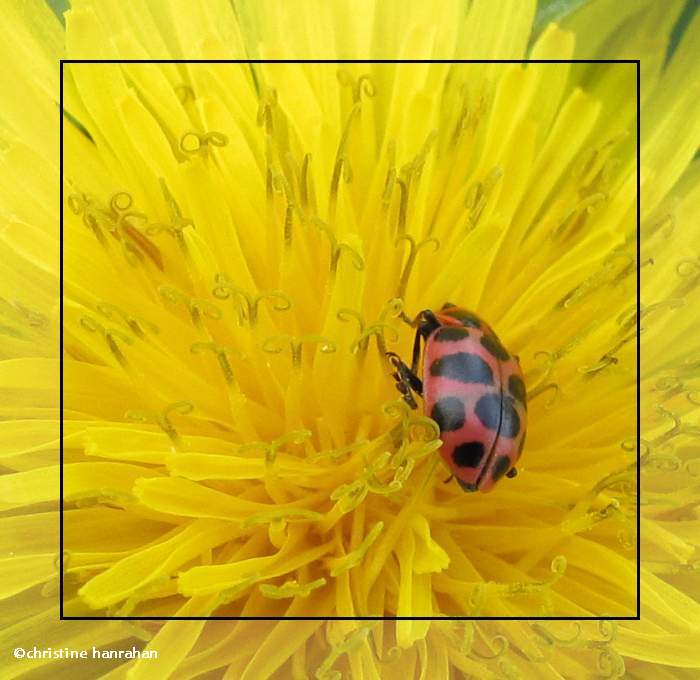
(387, 302, 526, 492)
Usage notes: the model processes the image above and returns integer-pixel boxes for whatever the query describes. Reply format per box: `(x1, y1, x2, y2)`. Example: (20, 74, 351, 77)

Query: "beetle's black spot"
(480, 333, 510, 361)
(508, 374, 526, 404)
(430, 352, 493, 384)
(456, 478, 478, 492)
(443, 308, 482, 329)
(501, 396, 521, 438)
(473, 393, 500, 431)
(431, 397, 466, 432)
(434, 326, 470, 342)
(474, 393, 520, 437)
(491, 455, 511, 482)
(452, 441, 486, 468)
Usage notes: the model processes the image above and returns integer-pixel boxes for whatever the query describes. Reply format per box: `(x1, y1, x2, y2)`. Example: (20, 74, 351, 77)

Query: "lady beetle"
(387, 302, 526, 492)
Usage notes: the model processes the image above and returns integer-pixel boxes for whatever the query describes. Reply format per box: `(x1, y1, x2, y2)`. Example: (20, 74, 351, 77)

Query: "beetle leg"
(394, 380, 409, 394)
(386, 352, 423, 408)
(393, 381, 418, 409)
(443, 474, 454, 484)
(403, 392, 418, 409)
(506, 467, 518, 479)
(387, 353, 423, 395)
(410, 325, 423, 375)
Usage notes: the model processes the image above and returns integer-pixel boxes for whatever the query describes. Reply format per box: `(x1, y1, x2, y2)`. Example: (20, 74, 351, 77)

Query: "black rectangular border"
(59, 58, 641, 622)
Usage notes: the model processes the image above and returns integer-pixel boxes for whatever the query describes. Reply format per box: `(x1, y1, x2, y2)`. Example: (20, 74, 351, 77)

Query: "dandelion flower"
(59, 52, 641, 623)
(1, 0, 700, 678)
